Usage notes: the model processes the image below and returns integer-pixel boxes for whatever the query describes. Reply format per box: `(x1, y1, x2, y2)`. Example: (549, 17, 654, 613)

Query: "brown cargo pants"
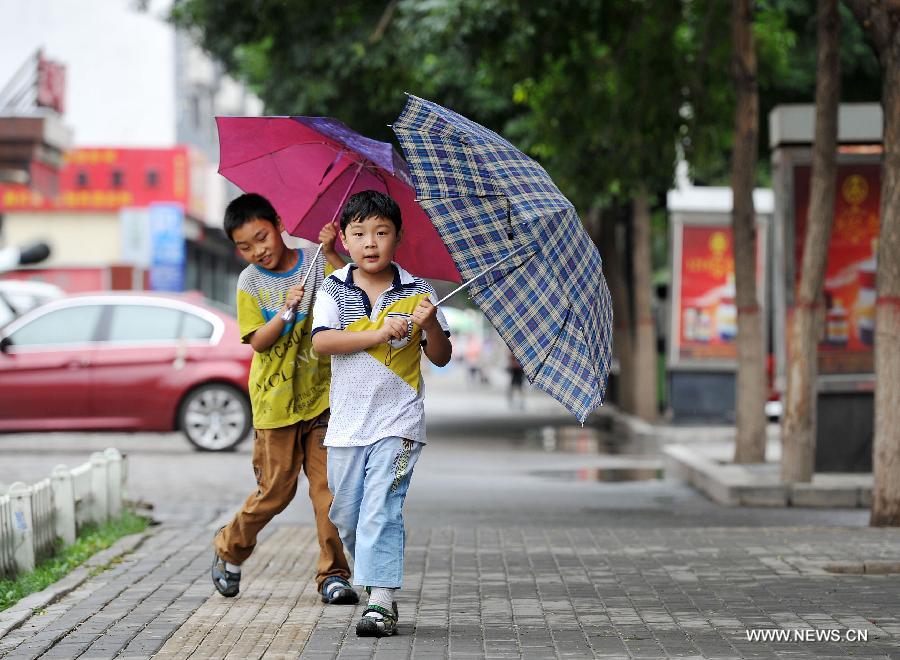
(214, 410, 350, 589)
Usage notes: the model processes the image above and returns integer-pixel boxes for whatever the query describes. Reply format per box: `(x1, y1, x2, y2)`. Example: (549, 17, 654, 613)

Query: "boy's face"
(340, 215, 401, 276)
(231, 217, 289, 270)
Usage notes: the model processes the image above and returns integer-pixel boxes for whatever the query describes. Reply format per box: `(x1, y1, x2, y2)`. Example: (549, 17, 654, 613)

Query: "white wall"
(0, 0, 176, 147)
(3, 211, 122, 265)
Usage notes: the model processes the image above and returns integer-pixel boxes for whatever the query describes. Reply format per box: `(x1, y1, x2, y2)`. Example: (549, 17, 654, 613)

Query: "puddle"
(518, 425, 658, 456)
(532, 467, 664, 482)
(433, 420, 660, 457)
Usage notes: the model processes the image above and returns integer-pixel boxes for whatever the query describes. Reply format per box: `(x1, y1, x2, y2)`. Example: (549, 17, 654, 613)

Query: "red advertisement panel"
(677, 226, 739, 360)
(793, 163, 880, 374)
(0, 147, 189, 212)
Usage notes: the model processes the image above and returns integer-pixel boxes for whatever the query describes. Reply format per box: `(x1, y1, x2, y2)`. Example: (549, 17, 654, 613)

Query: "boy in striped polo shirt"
(312, 190, 452, 637)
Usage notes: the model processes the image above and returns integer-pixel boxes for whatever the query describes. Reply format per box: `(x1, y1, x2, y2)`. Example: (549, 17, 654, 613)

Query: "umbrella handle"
(281, 242, 325, 322)
(434, 243, 530, 307)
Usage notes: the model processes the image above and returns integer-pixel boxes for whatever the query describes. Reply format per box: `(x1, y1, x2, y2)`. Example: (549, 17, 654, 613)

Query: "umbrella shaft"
(435, 243, 530, 307)
(282, 164, 363, 323)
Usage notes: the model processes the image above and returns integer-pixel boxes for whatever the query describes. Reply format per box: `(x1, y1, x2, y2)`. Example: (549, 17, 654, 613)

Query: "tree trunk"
(595, 207, 635, 414)
(845, 0, 900, 526)
(631, 191, 658, 420)
(781, 0, 840, 483)
(872, 36, 900, 527)
(730, 0, 767, 463)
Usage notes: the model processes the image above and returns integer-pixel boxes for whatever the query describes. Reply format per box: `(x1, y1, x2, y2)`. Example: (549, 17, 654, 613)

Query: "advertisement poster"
(149, 203, 186, 292)
(793, 163, 880, 375)
(119, 207, 152, 268)
(677, 226, 740, 361)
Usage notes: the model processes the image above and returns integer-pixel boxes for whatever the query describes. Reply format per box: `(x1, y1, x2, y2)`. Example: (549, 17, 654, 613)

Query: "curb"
(664, 443, 873, 508)
(0, 527, 155, 638)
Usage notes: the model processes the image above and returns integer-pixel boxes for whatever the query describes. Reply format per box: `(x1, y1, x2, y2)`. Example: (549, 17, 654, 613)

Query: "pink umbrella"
(215, 116, 461, 283)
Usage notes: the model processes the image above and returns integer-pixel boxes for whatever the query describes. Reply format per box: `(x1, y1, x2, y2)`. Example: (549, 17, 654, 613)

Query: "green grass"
(0, 510, 149, 612)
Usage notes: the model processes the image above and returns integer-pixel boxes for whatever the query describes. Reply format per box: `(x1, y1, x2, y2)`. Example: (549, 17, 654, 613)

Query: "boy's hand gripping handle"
(281, 243, 324, 322)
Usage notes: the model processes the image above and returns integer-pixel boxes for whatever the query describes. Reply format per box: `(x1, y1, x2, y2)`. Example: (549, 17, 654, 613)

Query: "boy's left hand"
(319, 223, 338, 255)
(411, 299, 440, 331)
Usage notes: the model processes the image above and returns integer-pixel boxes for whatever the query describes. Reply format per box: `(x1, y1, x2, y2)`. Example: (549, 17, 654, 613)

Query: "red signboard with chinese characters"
(792, 163, 880, 374)
(0, 147, 189, 212)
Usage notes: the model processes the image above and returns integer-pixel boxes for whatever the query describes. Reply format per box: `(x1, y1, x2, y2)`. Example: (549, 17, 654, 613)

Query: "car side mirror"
(0, 335, 12, 354)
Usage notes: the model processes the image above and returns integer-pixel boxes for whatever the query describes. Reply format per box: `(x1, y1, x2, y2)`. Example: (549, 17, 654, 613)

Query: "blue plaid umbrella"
(392, 95, 613, 422)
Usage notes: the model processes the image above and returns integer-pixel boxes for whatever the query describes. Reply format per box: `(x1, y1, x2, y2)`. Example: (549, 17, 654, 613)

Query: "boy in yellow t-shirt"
(211, 193, 357, 606)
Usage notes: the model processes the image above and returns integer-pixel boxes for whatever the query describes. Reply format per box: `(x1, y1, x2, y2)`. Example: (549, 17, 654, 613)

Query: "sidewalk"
(2, 520, 900, 659)
(1, 371, 896, 658)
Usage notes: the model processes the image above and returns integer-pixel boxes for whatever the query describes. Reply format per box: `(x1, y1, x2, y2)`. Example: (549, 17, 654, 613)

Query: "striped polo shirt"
(236, 247, 332, 429)
(311, 262, 449, 447)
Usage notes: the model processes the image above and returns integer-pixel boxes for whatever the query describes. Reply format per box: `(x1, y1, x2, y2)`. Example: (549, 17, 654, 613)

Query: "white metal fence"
(0, 448, 127, 578)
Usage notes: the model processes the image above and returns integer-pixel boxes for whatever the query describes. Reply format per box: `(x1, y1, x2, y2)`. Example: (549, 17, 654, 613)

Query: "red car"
(0, 292, 253, 451)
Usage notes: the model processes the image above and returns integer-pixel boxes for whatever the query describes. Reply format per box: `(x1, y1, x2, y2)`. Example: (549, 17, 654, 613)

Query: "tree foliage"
(170, 0, 878, 209)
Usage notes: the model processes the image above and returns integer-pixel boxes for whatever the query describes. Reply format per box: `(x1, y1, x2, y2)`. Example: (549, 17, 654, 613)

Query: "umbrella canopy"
(216, 116, 460, 283)
(392, 95, 613, 422)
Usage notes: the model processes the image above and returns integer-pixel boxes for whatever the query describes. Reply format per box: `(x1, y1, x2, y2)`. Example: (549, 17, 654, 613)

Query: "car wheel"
(179, 383, 251, 452)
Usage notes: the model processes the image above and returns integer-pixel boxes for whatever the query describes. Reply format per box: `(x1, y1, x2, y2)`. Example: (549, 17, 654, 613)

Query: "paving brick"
(3, 523, 900, 659)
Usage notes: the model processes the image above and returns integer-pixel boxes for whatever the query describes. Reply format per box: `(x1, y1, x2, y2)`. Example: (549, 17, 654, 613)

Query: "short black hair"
(224, 193, 279, 241)
(340, 190, 402, 233)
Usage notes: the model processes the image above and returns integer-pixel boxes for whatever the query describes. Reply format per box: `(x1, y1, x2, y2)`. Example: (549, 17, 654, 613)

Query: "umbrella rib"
(531, 307, 605, 390)
(435, 243, 531, 307)
(530, 306, 572, 379)
(219, 140, 343, 171)
(413, 193, 507, 202)
(298, 160, 391, 220)
(463, 245, 536, 300)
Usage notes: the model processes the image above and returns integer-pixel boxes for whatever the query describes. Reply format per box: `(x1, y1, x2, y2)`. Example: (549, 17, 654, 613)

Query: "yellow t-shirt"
(236, 247, 332, 429)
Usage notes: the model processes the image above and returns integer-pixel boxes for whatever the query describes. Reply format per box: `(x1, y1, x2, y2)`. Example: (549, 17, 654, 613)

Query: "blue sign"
(149, 203, 185, 292)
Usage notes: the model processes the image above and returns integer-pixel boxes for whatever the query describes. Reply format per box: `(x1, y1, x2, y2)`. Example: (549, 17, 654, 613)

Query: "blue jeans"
(327, 437, 423, 588)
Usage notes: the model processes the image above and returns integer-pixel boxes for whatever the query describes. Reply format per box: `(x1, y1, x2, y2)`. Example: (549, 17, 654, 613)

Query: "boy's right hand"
(377, 316, 408, 343)
(284, 284, 305, 311)
(319, 223, 338, 255)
